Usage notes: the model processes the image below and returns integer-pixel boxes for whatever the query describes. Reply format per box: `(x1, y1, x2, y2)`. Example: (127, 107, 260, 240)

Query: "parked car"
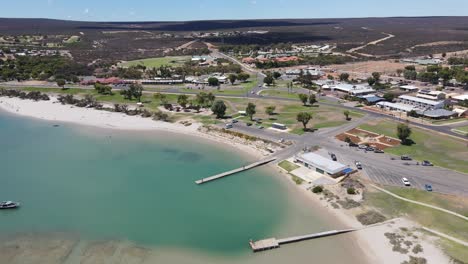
(246, 122, 253, 126)
(232, 119, 239, 123)
(374, 149, 384, 153)
(422, 160, 433, 166)
(257, 125, 264, 129)
(402, 178, 411, 186)
(358, 145, 367, 149)
(225, 123, 233, 129)
(401, 155, 412, 160)
(355, 161, 362, 170)
(349, 142, 359, 147)
(331, 153, 337, 161)
(425, 184, 433, 192)
(366, 146, 375, 152)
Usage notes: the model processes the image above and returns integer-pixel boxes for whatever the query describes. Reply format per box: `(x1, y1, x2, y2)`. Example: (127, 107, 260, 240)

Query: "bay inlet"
(0, 111, 365, 263)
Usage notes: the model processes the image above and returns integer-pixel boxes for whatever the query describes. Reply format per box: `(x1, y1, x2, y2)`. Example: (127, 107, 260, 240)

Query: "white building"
(398, 95, 445, 110)
(376, 102, 417, 113)
(416, 90, 446, 101)
(330, 83, 375, 96)
(400, 85, 419, 92)
(294, 152, 352, 178)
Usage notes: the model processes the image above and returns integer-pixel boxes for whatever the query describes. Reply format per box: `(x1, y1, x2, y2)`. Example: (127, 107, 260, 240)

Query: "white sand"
(356, 218, 451, 264)
(277, 172, 452, 264)
(0, 97, 264, 159)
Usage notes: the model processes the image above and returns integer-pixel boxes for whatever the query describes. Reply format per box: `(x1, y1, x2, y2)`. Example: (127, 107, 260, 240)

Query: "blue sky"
(1, 0, 467, 21)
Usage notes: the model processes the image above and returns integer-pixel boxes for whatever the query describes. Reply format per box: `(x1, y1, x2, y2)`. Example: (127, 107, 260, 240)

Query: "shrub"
(356, 210, 386, 225)
(291, 175, 304, 185)
(412, 244, 423, 254)
(312, 185, 323, 193)
(347, 187, 357, 195)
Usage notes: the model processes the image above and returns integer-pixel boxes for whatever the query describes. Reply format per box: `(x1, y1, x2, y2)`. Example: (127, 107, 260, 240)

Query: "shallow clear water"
(0, 112, 364, 263)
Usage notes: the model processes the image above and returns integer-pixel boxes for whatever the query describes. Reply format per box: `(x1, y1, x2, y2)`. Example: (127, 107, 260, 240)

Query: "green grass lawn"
(365, 186, 468, 263)
(278, 160, 300, 172)
(119, 56, 190, 68)
(259, 90, 301, 100)
(359, 120, 468, 173)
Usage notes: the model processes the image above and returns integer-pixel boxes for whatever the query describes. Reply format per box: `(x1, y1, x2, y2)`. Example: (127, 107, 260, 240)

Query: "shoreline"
(0, 95, 375, 264)
(1, 95, 450, 264)
(0, 96, 266, 159)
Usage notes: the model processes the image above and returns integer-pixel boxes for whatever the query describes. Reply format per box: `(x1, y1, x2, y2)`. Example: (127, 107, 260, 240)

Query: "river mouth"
(0, 112, 364, 263)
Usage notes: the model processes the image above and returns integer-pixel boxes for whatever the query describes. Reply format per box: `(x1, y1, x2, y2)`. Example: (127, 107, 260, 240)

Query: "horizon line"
(1, 15, 467, 24)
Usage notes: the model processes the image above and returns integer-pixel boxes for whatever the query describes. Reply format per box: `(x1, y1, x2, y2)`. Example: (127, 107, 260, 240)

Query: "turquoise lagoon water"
(0, 112, 364, 263)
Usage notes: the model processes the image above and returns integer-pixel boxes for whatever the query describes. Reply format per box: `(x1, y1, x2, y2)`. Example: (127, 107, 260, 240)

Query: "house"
(242, 57, 256, 64)
(294, 152, 353, 178)
(274, 56, 300, 63)
(398, 95, 445, 110)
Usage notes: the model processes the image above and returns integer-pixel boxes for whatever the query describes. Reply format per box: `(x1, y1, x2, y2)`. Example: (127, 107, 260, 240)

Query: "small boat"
(0, 201, 20, 209)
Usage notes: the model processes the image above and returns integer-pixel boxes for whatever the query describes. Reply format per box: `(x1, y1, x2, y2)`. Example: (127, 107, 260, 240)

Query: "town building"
(329, 83, 375, 96)
(294, 152, 352, 178)
(358, 94, 385, 105)
(416, 90, 446, 101)
(376, 101, 417, 112)
(398, 95, 445, 110)
(399, 85, 419, 92)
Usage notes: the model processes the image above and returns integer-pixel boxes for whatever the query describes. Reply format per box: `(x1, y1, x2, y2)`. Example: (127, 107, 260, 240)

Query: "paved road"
(223, 116, 468, 196)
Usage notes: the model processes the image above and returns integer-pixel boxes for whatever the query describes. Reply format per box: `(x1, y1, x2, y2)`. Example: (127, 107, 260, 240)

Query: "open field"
(259, 90, 302, 100)
(365, 186, 468, 263)
(359, 119, 468, 173)
(119, 56, 190, 68)
(225, 98, 364, 133)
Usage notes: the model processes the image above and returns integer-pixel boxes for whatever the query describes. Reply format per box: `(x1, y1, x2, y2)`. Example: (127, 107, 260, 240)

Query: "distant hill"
(1, 17, 467, 62)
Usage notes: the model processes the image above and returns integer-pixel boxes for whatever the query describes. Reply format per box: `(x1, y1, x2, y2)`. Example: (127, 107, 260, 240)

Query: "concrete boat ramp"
(250, 229, 356, 252)
(195, 157, 276, 185)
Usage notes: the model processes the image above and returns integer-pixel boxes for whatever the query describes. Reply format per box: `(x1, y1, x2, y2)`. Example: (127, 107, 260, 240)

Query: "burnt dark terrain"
(1, 17, 467, 63)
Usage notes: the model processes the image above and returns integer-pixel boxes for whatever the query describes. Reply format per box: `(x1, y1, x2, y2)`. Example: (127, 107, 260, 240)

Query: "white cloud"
(83, 8, 89, 14)
(251, 0, 257, 4)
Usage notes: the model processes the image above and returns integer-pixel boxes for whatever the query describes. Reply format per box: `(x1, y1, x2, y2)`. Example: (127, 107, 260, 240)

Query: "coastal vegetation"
(0, 56, 92, 82)
(364, 186, 468, 263)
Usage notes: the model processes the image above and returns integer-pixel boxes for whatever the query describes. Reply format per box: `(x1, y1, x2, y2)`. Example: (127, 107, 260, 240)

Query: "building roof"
(377, 102, 417, 112)
(331, 83, 375, 94)
(453, 94, 468, 101)
(399, 95, 443, 106)
(400, 85, 419, 91)
(359, 95, 384, 103)
(298, 152, 349, 175)
(417, 109, 456, 118)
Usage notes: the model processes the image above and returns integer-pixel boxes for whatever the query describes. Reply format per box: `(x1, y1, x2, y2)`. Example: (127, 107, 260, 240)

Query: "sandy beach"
(275, 166, 453, 264)
(0, 96, 272, 159)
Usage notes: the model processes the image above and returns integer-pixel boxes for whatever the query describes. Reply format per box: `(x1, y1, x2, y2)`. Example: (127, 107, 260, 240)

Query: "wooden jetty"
(250, 229, 356, 252)
(195, 157, 276, 185)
